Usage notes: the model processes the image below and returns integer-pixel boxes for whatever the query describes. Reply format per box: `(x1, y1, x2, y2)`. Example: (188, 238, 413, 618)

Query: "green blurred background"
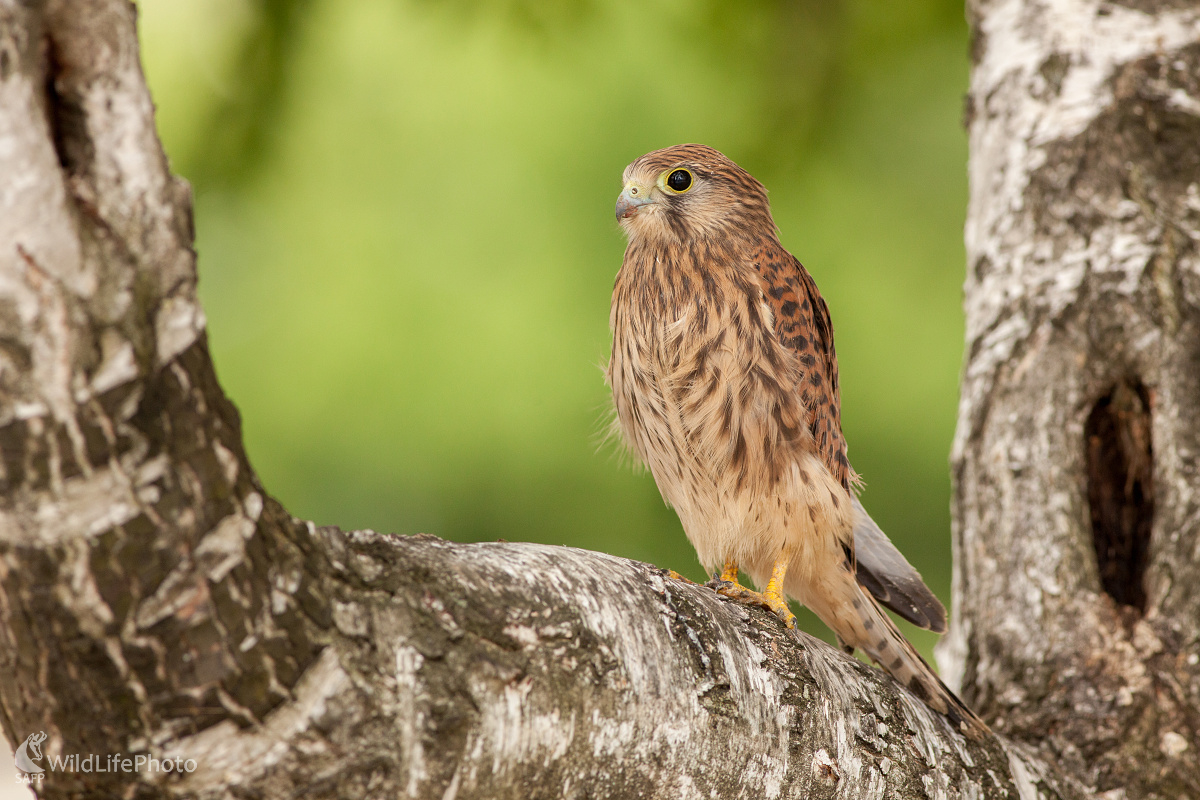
(136, 0, 969, 660)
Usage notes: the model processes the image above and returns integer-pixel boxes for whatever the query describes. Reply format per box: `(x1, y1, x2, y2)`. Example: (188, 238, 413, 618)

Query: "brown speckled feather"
(751, 242, 855, 494)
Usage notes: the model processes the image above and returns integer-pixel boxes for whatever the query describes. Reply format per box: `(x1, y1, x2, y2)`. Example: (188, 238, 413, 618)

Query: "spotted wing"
(752, 242, 853, 492)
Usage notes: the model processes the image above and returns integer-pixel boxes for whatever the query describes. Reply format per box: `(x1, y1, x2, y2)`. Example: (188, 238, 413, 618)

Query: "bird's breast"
(609, 246, 802, 509)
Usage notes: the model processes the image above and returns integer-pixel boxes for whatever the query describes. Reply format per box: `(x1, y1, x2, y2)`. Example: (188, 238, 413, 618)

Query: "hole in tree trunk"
(1085, 379, 1153, 611)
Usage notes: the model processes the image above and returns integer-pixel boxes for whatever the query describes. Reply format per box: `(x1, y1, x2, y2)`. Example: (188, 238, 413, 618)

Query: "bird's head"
(615, 144, 774, 244)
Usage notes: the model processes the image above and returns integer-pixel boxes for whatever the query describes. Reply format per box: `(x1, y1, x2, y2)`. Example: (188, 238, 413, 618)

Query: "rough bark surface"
(943, 0, 1200, 797)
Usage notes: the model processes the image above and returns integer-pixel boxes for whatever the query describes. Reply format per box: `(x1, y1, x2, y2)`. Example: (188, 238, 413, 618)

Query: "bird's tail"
(809, 574, 988, 739)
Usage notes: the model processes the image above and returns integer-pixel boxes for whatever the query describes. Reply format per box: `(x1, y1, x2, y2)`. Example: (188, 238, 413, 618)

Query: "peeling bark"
(945, 0, 1200, 796)
(0, 0, 1190, 798)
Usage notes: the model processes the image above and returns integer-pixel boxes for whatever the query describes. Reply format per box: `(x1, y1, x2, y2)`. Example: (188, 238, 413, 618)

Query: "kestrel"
(607, 144, 984, 736)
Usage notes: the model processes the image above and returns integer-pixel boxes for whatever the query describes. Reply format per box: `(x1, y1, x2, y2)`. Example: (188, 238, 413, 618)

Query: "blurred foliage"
(184, 0, 316, 189)
(137, 0, 970, 659)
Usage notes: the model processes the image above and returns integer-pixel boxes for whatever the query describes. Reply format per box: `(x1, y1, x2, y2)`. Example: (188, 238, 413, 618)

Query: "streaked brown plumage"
(607, 143, 984, 737)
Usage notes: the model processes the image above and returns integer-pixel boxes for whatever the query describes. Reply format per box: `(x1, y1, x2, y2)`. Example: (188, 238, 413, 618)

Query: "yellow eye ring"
(660, 168, 693, 194)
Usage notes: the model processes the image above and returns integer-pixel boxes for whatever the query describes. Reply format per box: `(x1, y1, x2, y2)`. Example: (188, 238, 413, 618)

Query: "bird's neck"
(620, 232, 763, 316)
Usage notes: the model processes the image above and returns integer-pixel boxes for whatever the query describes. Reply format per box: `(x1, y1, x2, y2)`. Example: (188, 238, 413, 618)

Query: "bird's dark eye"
(665, 169, 693, 193)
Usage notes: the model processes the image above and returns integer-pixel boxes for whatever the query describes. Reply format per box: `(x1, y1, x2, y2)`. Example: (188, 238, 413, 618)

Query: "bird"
(606, 143, 985, 737)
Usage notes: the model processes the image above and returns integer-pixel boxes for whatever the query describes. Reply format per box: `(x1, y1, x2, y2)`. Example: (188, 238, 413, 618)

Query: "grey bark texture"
(0, 1, 1189, 799)
(940, 0, 1200, 798)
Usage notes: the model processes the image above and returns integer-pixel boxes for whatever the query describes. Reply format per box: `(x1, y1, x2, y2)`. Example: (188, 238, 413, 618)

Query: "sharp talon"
(711, 581, 764, 604)
(666, 569, 697, 585)
(703, 556, 797, 631)
(764, 594, 796, 628)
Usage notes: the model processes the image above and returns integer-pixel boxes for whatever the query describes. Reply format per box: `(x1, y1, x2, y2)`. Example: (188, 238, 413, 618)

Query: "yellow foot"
(665, 569, 698, 585)
(705, 559, 796, 629)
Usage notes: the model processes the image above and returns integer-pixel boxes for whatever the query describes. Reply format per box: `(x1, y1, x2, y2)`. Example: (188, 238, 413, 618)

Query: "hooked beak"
(615, 182, 655, 220)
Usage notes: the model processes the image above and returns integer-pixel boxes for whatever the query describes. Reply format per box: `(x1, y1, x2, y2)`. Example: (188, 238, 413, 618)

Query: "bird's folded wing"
(851, 496, 948, 633)
(751, 244, 855, 493)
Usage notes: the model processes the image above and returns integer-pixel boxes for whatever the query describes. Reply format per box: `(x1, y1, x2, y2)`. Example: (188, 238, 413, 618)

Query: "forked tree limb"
(0, 1, 1076, 797)
(0, 1, 1075, 797)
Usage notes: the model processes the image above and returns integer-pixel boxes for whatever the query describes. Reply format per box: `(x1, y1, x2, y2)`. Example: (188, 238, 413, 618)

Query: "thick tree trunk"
(941, 0, 1200, 797)
(0, 0, 1190, 798)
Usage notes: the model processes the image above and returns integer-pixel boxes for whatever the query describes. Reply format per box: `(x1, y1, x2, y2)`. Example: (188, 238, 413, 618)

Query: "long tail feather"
(851, 585, 988, 738)
(801, 570, 989, 739)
